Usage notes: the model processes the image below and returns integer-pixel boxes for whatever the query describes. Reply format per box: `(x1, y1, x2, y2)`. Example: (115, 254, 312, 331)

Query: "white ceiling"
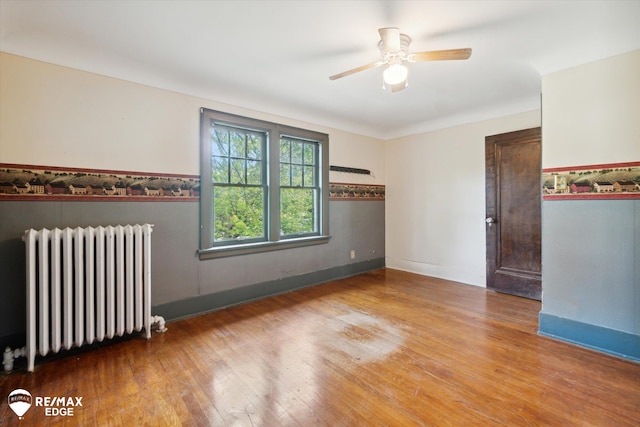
(1, 1, 639, 139)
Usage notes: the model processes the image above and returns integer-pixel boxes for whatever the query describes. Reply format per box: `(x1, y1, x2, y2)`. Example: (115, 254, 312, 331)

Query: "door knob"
(485, 217, 496, 224)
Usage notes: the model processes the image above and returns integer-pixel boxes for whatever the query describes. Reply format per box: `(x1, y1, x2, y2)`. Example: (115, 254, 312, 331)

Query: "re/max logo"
(35, 396, 83, 407)
(7, 389, 84, 419)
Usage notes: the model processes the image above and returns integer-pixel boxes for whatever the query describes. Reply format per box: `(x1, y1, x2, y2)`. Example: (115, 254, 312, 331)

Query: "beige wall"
(0, 52, 385, 185)
(385, 110, 541, 287)
(542, 49, 640, 168)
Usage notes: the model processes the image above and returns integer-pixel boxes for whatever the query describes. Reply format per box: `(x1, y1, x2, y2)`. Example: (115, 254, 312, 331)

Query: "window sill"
(198, 235, 331, 260)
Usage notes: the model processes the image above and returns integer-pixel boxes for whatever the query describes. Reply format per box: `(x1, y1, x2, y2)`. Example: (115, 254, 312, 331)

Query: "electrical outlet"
(350, 250, 356, 259)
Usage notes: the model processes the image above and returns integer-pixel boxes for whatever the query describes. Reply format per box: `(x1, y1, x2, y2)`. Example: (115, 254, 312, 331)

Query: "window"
(279, 137, 320, 237)
(199, 109, 329, 259)
(211, 125, 266, 244)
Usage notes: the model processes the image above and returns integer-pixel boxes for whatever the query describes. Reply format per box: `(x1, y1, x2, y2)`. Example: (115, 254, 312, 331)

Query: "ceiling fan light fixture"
(328, 27, 471, 92)
(383, 63, 408, 86)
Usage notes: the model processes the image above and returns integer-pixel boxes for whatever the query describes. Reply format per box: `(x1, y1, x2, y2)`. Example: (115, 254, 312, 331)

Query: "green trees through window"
(211, 126, 265, 242)
(279, 137, 318, 236)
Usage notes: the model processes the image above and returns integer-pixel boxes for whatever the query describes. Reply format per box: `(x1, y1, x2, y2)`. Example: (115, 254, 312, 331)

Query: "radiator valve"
(3, 346, 26, 373)
(151, 315, 168, 333)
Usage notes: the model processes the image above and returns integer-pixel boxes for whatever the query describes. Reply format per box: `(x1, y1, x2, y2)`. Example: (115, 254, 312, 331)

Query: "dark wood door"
(485, 127, 541, 300)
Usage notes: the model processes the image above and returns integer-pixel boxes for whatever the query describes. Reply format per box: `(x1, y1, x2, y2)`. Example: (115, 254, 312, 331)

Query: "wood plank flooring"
(1, 268, 639, 426)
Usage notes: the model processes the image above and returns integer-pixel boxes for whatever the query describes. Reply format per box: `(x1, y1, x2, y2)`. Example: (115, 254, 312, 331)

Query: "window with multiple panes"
(279, 136, 320, 237)
(199, 109, 329, 258)
(211, 125, 266, 244)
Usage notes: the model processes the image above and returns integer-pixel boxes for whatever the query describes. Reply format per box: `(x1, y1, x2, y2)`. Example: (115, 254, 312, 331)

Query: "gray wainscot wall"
(539, 199, 640, 361)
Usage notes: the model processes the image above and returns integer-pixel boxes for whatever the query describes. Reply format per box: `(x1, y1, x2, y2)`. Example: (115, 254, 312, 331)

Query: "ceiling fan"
(329, 27, 472, 92)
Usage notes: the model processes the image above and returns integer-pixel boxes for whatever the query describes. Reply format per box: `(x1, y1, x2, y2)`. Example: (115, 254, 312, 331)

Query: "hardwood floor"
(2, 268, 639, 426)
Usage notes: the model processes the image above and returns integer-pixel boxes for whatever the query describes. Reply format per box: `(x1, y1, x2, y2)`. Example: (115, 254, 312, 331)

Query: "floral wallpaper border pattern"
(0, 164, 385, 202)
(542, 161, 640, 200)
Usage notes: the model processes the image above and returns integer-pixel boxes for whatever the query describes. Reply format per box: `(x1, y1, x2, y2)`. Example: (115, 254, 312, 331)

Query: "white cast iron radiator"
(3, 224, 166, 373)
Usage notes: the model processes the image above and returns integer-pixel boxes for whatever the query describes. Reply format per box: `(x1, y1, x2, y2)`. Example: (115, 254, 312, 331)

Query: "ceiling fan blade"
(329, 61, 385, 80)
(378, 27, 401, 52)
(408, 48, 472, 62)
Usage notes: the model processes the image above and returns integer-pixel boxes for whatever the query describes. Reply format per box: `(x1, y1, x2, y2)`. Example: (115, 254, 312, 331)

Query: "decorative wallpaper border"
(0, 164, 385, 202)
(542, 161, 640, 200)
(0, 163, 199, 202)
(329, 183, 385, 201)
